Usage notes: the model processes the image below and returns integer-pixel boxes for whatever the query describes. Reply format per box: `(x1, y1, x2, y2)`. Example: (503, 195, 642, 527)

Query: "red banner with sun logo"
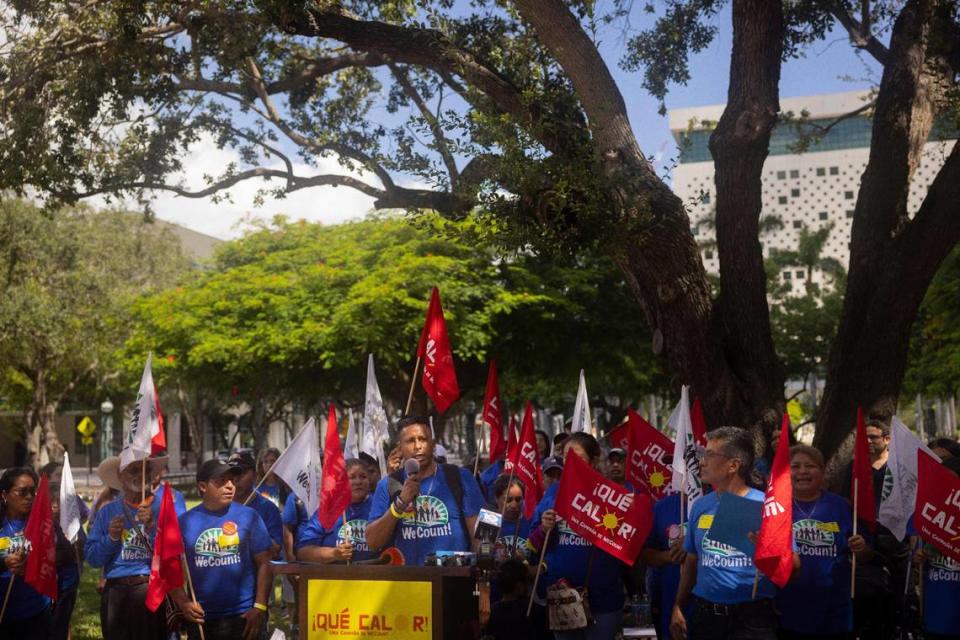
(554, 450, 654, 566)
(624, 408, 674, 499)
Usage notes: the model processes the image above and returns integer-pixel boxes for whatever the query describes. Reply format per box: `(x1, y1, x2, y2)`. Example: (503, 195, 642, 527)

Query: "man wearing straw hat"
(86, 455, 170, 640)
(173, 459, 273, 640)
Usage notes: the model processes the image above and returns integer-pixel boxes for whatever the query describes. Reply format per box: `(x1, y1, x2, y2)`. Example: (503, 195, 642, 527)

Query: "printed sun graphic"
(649, 472, 665, 487)
(597, 511, 622, 531)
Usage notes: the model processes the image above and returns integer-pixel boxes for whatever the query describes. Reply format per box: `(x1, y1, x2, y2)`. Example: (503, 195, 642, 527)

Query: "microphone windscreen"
(403, 457, 420, 476)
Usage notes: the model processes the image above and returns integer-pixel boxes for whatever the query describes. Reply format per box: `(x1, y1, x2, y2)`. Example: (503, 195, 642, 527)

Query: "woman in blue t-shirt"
(492, 474, 531, 563)
(297, 459, 377, 563)
(0, 467, 51, 640)
(532, 432, 625, 640)
(777, 445, 871, 640)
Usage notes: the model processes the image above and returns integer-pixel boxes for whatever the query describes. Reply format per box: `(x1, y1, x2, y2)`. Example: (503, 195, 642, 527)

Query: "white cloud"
(91, 135, 378, 239)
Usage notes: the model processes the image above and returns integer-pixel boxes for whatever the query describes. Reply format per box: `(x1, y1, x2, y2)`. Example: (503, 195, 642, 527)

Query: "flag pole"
(527, 528, 551, 617)
(851, 477, 858, 599)
(182, 555, 206, 640)
(141, 460, 147, 504)
(343, 509, 351, 566)
(751, 568, 760, 600)
(404, 357, 422, 415)
(473, 419, 485, 477)
(0, 576, 15, 624)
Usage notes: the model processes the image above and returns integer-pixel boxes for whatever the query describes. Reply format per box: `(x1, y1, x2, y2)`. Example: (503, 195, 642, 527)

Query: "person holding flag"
(641, 491, 690, 640)
(776, 444, 871, 640)
(86, 456, 169, 640)
(366, 415, 485, 566)
(531, 432, 629, 640)
(48, 454, 87, 640)
(670, 427, 780, 640)
(297, 460, 377, 563)
(481, 416, 517, 501)
(174, 459, 274, 640)
(491, 475, 531, 564)
(230, 452, 283, 555)
(0, 468, 52, 639)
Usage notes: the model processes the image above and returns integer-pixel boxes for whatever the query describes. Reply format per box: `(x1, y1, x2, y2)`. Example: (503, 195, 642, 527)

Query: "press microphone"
(404, 458, 420, 477)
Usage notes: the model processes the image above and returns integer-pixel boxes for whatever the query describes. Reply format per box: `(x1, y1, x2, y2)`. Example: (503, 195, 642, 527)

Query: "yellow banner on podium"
(306, 579, 432, 639)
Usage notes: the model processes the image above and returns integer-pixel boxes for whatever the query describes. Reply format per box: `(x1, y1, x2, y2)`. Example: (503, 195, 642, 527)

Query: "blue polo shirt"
(0, 518, 51, 620)
(86, 497, 154, 579)
(179, 502, 273, 619)
(684, 489, 775, 604)
(296, 496, 377, 562)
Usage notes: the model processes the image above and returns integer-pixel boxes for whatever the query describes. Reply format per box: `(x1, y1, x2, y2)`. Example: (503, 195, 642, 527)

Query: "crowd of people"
(0, 414, 958, 640)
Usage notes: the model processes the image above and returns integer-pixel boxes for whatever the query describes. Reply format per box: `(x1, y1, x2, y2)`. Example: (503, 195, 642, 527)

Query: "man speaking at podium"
(367, 415, 485, 566)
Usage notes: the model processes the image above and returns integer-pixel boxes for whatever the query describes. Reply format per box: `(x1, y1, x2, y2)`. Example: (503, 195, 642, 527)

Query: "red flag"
(625, 408, 674, 499)
(754, 414, 794, 587)
(691, 396, 708, 446)
(319, 404, 351, 530)
(146, 481, 185, 611)
(852, 407, 877, 527)
(24, 475, 57, 600)
(554, 450, 653, 565)
(416, 287, 460, 414)
(506, 416, 518, 461)
(608, 420, 629, 451)
(506, 403, 544, 519)
(483, 361, 505, 464)
(151, 384, 166, 455)
(914, 450, 960, 563)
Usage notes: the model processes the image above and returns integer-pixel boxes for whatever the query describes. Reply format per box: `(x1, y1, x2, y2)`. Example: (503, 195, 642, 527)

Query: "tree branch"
(826, 0, 891, 65)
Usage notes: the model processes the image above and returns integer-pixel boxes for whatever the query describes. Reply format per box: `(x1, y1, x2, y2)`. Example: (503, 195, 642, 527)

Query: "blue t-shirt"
(776, 491, 853, 634)
(685, 489, 776, 604)
(531, 483, 626, 614)
(923, 547, 960, 634)
(152, 484, 187, 520)
(259, 483, 282, 509)
(645, 493, 692, 634)
(296, 496, 377, 562)
(480, 459, 504, 501)
(0, 518, 51, 620)
(245, 493, 283, 549)
(179, 502, 273, 619)
(368, 465, 485, 566)
(282, 493, 309, 533)
(497, 516, 531, 556)
(86, 497, 154, 579)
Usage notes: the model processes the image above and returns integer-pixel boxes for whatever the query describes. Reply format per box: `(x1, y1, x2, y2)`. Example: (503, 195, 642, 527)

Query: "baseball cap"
(227, 451, 257, 472)
(607, 447, 626, 460)
(197, 459, 241, 483)
(542, 456, 563, 473)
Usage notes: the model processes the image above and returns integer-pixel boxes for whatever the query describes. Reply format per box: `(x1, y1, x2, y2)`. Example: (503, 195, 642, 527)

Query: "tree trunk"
(815, 0, 959, 463)
(23, 368, 65, 469)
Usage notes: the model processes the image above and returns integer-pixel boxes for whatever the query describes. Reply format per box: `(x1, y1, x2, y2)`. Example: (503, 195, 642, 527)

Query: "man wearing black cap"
(172, 459, 273, 640)
(607, 448, 627, 485)
(230, 452, 282, 556)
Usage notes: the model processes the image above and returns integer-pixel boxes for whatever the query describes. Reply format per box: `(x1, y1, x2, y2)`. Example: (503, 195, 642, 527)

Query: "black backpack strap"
(442, 463, 472, 542)
(387, 470, 405, 502)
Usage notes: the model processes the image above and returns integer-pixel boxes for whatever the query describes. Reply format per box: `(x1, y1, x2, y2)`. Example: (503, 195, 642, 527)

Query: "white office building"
(669, 91, 957, 293)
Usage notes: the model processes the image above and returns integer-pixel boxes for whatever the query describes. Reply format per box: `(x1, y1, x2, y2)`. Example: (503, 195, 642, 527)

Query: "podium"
(272, 562, 479, 640)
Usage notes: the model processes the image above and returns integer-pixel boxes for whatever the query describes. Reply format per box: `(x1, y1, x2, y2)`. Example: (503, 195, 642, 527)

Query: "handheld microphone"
(404, 457, 420, 477)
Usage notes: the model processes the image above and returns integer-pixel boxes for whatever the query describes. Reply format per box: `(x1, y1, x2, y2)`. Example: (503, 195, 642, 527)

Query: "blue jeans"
(553, 610, 620, 640)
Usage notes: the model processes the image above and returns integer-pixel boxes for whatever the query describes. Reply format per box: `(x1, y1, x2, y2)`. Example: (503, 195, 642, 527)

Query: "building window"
(819, 211, 828, 220)
(846, 209, 855, 218)
(777, 170, 786, 179)
(793, 220, 802, 229)
(784, 271, 792, 280)
(796, 270, 805, 279)
(779, 196, 788, 205)
(791, 188, 800, 197)
(844, 191, 854, 199)
(789, 169, 799, 178)
(830, 166, 839, 175)
(816, 167, 826, 176)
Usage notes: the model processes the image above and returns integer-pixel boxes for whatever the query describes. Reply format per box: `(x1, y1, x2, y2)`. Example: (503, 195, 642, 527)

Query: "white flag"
(59, 452, 81, 543)
(361, 354, 390, 476)
(670, 386, 703, 509)
(878, 416, 938, 541)
(120, 353, 161, 471)
(344, 409, 360, 459)
(271, 418, 321, 515)
(571, 369, 592, 434)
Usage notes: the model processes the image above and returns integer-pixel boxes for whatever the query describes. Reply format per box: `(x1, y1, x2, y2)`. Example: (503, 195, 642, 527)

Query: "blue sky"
(138, 4, 884, 239)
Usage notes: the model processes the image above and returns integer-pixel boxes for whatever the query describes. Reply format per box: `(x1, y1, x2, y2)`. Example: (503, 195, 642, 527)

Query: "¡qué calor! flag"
(914, 450, 960, 564)
(554, 450, 653, 566)
(146, 481, 185, 611)
(416, 287, 460, 414)
(754, 414, 795, 587)
(24, 474, 57, 600)
(625, 408, 674, 500)
(505, 403, 544, 519)
(608, 419, 629, 451)
(852, 407, 877, 528)
(505, 415, 518, 461)
(483, 360, 505, 464)
(319, 405, 351, 530)
(690, 396, 708, 446)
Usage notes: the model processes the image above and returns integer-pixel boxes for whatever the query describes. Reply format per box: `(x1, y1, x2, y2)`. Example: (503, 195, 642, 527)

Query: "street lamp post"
(100, 398, 114, 464)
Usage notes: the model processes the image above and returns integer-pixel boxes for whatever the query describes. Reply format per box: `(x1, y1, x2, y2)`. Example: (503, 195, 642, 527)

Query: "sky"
(115, 4, 884, 240)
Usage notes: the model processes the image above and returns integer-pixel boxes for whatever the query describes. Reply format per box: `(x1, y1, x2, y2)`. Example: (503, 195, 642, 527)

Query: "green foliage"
(120, 213, 667, 417)
(905, 245, 960, 397)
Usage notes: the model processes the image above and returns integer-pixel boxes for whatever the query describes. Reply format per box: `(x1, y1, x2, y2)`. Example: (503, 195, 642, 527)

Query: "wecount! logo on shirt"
(0, 533, 28, 557)
(701, 534, 752, 568)
(338, 519, 369, 550)
(121, 526, 151, 561)
(794, 519, 838, 557)
(194, 521, 242, 568)
(399, 496, 452, 540)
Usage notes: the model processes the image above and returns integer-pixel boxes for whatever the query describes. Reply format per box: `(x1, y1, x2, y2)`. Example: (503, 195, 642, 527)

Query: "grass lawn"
(72, 498, 293, 639)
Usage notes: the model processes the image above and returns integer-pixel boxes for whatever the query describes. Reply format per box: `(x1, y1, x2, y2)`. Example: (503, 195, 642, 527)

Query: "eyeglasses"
(7, 487, 36, 497)
(699, 451, 730, 463)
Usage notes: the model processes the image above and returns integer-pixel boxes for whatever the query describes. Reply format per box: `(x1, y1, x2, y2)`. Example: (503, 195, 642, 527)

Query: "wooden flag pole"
(527, 527, 552, 617)
(751, 567, 760, 600)
(0, 575, 15, 624)
(141, 460, 147, 504)
(182, 554, 206, 640)
(404, 357, 422, 415)
(851, 477, 858, 599)
(473, 420, 485, 477)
